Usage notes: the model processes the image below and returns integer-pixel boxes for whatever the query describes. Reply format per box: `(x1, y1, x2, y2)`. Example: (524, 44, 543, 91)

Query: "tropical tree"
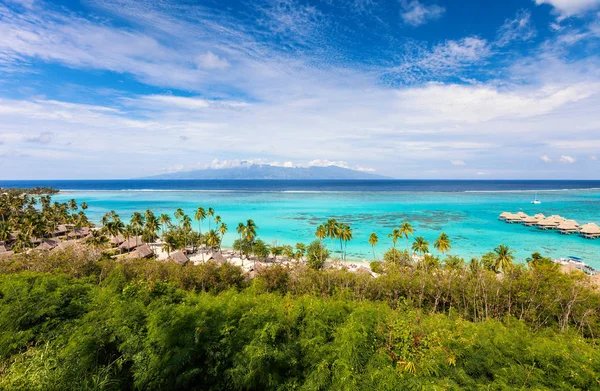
(207, 207, 215, 230)
(315, 224, 326, 244)
(158, 214, 172, 236)
(388, 228, 401, 249)
(526, 252, 552, 268)
(131, 212, 144, 246)
(194, 207, 206, 234)
(412, 236, 429, 256)
(204, 229, 221, 252)
(174, 208, 185, 227)
(218, 223, 228, 249)
(434, 232, 451, 255)
(245, 219, 258, 244)
(493, 244, 515, 273)
(236, 222, 246, 257)
(368, 232, 379, 261)
(325, 219, 338, 256)
(399, 222, 414, 253)
(338, 224, 353, 260)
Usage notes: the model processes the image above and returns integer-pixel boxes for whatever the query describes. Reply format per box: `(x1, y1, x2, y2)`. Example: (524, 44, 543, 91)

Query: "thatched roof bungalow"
(556, 220, 579, 234)
(504, 213, 522, 223)
(169, 251, 189, 265)
(67, 227, 90, 239)
(580, 223, 600, 239)
(498, 212, 510, 221)
(521, 216, 539, 226)
(537, 218, 560, 230)
(119, 236, 143, 252)
(131, 244, 153, 259)
(110, 234, 125, 246)
(516, 211, 528, 218)
(206, 252, 227, 264)
(54, 224, 68, 236)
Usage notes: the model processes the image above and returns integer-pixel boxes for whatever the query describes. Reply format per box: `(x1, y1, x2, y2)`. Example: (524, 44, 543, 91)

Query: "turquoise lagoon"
(52, 188, 600, 267)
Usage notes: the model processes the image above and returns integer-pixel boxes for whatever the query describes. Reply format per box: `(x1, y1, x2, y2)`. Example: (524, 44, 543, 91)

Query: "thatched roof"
(516, 211, 528, 218)
(54, 224, 68, 235)
(557, 221, 579, 231)
(56, 240, 78, 251)
(537, 218, 560, 227)
(119, 236, 143, 251)
(67, 227, 90, 239)
(521, 216, 538, 224)
(504, 213, 522, 221)
(546, 215, 566, 223)
(580, 223, 600, 235)
(131, 244, 153, 259)
(533, 213, 546, 219)
(36, 242, 54, 251)
(207, 252, 227, 264)
(169, 251, 189, 265)
(499, 212, 510, 219)
(110, 234, 125, 245)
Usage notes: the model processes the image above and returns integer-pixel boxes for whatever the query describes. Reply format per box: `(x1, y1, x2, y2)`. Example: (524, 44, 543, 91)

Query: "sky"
(0, 0, 599, 179)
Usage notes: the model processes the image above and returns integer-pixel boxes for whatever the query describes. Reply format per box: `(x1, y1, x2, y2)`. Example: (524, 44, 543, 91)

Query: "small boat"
(531, 192, 541, 204)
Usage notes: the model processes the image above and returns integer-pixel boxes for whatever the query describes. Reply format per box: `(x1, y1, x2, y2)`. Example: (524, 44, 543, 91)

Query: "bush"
(305, 240, 329, 270)
(369, 261, 383, 274)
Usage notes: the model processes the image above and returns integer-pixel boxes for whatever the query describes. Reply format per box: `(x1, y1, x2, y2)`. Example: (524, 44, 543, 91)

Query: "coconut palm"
(339, 224, 353, 260)
(388, 228, 401, 249)
(325, 219, 338, 255)
(236, 222, 246, 262)
(214, 215, 222, 227)
(158, 214, 171, 236)
(194, 207, 206, 234)
(86, 230, 108, 248)
(412, 236, 429, 256)
(207, 208, 215, 230)
(80, 202, 88, 211)
(434, 232, 451, 255)
(399, 222, 414, 253)
(218, 222, 228, 243)
(315, 224, 326, 244)
(245, 219, 258, 243)
(0, 222, 10, 244)
(493, 244, 515, 273)
(174, 208, 185, 227)
(368, 232, 379, 261)
(130, 212, 144, 246)
(204, 229, 221, 252)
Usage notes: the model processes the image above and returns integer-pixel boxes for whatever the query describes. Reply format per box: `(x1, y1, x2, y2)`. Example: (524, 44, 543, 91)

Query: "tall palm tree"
(80, 202, 88, 211)
(194, 207, 206, 234)
(0, 222, 10, 244)
(218, 223, 228, 251)
(412, 236, 429, 256)
(339, 224, 353, 260)
(245, 219, 258, 243)
(493, 244, 515, 273)
(368, 232, 379, 261)
(214, 215, 222, 227)
(399, 222, 414, 253)
(158, 214, 171, 237)
(130, 212, 144, 246)
(388, 228, 401, 249)
(315, 224, 326, 244)
(204, 229, 221, 252)
(207, 208, 215, 230)
(174, 208, 185, 227)
(236, 222, 246, 261)
(434, 232, 451, 255)
(325, 219, 338, 256)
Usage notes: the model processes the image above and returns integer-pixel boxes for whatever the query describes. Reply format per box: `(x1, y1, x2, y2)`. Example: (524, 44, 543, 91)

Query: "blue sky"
(0, 0, 599, 179)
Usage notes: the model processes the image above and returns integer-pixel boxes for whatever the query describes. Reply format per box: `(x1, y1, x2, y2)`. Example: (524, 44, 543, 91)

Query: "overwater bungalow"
(516, 211, 528, 218)
(504, 213, 522, 223)
(537, 218, 560, 230)
(557, 220, 579, 234)
(533, 213, 546, 220)
(580, 223, 600, 239)
(498, 212, 510, 221)
(521, 216, 539, 226)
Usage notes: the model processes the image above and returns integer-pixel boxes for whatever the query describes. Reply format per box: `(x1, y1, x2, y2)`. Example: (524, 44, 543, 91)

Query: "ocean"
(2, 180, 600, 266)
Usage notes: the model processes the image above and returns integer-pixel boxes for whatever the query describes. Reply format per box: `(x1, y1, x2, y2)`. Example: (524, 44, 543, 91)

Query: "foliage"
(305, 240, 329, 270)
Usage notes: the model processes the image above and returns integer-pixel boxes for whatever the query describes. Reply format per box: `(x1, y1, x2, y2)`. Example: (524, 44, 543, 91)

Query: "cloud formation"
(535, 0, 600, 19)
(400, 0, 445, 27)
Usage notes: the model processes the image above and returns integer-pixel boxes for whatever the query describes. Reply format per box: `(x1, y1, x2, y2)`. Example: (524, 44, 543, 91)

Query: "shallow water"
(35, 183, 600, 268)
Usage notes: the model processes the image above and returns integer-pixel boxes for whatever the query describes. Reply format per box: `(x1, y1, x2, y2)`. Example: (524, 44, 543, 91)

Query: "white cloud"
(195, 52, 230, 70)
(450, 160, 466, 166)
(540, 155, 552, 162)
(400, 0, 445, 27)
(496, 10, 536, 47)
(559, 155, 576, 163)
(535, 0, 600, 19)
(591, 155, 598, 160)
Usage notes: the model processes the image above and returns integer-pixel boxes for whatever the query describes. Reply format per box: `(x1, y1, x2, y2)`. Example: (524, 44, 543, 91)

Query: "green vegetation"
(0, 248, 599, 390)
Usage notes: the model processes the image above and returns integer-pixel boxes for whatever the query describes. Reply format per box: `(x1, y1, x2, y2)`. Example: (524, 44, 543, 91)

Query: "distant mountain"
(142, 164, 389, 180)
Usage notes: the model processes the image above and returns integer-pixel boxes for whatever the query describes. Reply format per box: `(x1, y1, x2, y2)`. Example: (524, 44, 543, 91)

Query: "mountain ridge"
(141, 164, 390, 180)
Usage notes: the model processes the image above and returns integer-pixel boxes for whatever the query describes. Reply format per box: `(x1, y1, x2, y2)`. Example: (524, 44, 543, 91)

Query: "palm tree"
(204, 229, 221, 252)
(161, 232, 176, 258)
(339, 224, 353, 260)
(158, 214, 171, 237)
(412, 236, 429, 257)
(368, 232, 378, 261)
(131, 212, 144, 246)
(325, 219, 338, 256)
(315, 224, 326, 244)
(80, 202, 88, 211)
(86, 230, 108, 249)
(174, 208, 185, 227)
(218, 223, 228, 251)
(194, 207, 206, 234)
(434, 232, 451, 255)
(245, 219, 258, 243)
(236, 222, 246, 263)
(0, 222, 10, 244)
(207, 208, 215, 230)
(388, 228, 401, 249)
(399, 222, 414, 253)
(214, 215, 222, 227)
(493, 244, 515, 273)
(105, 219, 125, 239)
